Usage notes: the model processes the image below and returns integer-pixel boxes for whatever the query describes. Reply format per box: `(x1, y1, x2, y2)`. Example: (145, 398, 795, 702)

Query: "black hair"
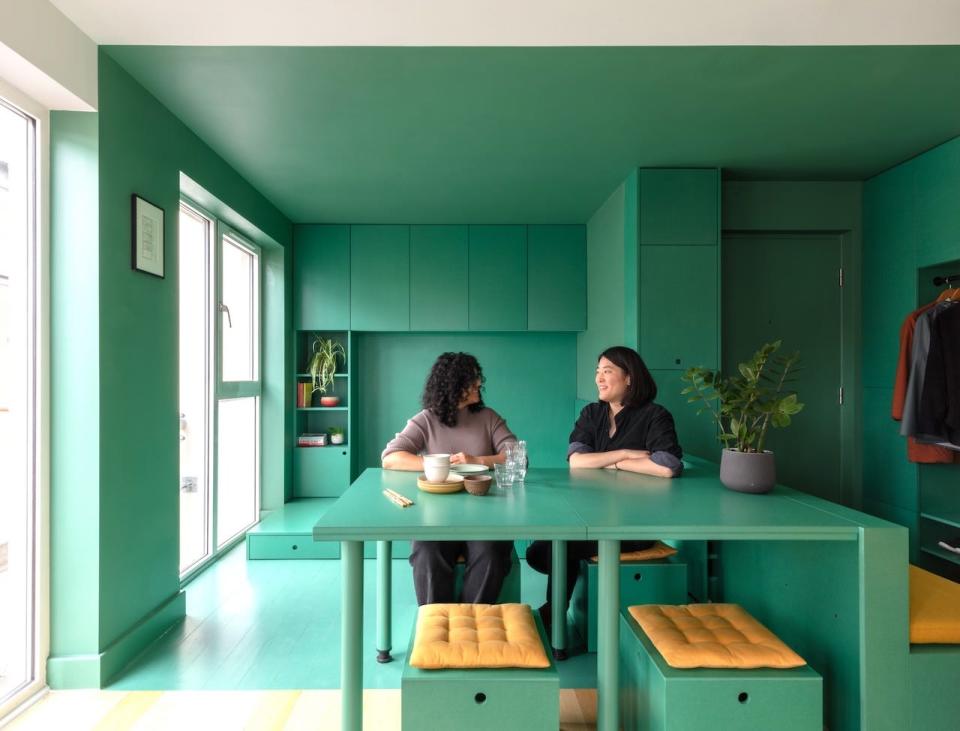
(598, 346, 657, 407)
(422, 352, 486, 427)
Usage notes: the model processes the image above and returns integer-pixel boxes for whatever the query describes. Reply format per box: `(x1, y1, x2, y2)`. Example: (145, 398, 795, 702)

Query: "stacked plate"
(417, 473, 465, 493)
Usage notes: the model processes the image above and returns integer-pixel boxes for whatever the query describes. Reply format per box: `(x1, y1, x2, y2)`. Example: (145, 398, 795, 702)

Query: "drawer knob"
(292, 544, 299, 550)
(474, 693, 487, 705)
(738, 692, 749, 704)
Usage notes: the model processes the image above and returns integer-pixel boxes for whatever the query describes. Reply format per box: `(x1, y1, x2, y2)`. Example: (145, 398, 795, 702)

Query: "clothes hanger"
(934, 275, 960, 302)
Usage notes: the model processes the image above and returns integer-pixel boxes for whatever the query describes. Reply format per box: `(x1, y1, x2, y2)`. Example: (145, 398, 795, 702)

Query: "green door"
(722, 234, 843, 502)
(350, 225, 410, 331)
(528, 225, 586, 331)
(294, 224, 350, 331)
(468, 225, 527, 331)
(410, 225, 468, 330)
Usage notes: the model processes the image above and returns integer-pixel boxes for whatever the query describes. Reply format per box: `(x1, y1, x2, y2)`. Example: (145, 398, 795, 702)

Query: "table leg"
(597, 539, 620, 731)
(341, 540, 363, 731)
(550, 539, 567, 660)
(376, 540, 393, 663)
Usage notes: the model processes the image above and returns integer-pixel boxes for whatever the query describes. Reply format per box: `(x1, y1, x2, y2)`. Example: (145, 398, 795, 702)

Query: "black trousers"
(525, 539, 654, 612)
(409, 540, 514, 606)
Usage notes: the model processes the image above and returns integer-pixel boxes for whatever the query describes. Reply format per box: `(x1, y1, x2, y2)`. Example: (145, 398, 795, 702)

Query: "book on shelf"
(298, 433, 328, 447)
(297, 382, 313, 408)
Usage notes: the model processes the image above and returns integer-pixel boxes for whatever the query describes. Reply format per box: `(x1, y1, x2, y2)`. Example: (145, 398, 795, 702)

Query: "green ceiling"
(105, 46, 960, 224)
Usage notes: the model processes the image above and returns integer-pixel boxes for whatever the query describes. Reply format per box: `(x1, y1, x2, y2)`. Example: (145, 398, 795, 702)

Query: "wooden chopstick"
(383, 489, 414, 508)
(385, 488, 414, 507)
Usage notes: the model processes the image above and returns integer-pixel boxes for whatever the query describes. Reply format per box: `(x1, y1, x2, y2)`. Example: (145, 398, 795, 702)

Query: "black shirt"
(568, 400, 684, 475)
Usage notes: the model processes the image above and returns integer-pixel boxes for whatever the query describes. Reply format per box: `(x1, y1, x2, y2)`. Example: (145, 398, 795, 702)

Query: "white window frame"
(178, 200, 262, 584)
(0, 80, 49, 722)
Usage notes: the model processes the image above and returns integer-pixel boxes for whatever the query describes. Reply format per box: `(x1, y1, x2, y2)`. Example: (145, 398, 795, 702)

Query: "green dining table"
(313, 458, 909, 731)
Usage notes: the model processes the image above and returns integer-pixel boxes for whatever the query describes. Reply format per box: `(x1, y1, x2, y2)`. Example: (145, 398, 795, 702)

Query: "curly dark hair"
(422, 352, 486, 427)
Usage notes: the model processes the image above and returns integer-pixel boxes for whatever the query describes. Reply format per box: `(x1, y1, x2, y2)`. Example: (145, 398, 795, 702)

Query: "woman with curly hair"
(382, 352, 517, 605)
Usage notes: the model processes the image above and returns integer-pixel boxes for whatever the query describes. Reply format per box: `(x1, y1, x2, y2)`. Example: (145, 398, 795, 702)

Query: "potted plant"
(328, 427, 345, 445)
(680, 340, 803, 494)
(307, 335, 345, 407)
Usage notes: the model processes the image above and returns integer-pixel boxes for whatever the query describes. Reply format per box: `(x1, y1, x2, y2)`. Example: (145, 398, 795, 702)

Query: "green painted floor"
(108, 540, 598, 690)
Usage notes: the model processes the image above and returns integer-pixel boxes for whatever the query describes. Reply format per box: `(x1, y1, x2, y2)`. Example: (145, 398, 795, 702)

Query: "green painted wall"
(48, 52, 292, 687)
(354, 333, 577, 471)
(722, 181, 863, 508)
(862, 136, 960, 570)
(49, 111, 101, 672)
(577, 181, 627, 400)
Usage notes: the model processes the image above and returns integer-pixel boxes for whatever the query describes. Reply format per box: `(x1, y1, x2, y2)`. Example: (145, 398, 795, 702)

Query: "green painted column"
(550, 539, 567, 659)
(376, 540, 393, 663)
(341, 541, 364, 731)
(597, 539, 621, 731)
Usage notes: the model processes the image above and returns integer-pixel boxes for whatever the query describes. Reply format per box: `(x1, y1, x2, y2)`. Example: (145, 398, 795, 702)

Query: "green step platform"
(618, 612, 822, 731)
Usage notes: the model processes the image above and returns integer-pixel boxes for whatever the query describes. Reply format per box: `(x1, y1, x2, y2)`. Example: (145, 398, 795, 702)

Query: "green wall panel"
(410, 225, 468, 331)
(649, 369, 718, 463)
(862, 387, 918, 512)
(294, 225, 350, 331)
(350, 225, 410, 331)
(468, 225, 527, 331)
(914, 137, 960, 268)
(353, 333, 576, 472)
(527, 225, 586, 331)
(639, 169, 718, 246)
(577, 183, 626, 400)
(50, 111, 101, 658)
(639, 245, 718, 371)
(862, 165, 915, 390)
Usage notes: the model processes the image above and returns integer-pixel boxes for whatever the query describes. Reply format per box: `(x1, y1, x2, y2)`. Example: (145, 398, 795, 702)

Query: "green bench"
(401, 608, 558, 731)
(618, 607, 822, 731)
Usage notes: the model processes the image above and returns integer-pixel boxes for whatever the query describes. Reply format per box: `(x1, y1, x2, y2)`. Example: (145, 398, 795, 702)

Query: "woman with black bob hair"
(526, 345, 683, 627)
(382, 352, 517, 605)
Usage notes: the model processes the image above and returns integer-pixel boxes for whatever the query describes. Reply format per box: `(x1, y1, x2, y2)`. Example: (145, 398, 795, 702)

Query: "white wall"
(46, 0, 960, 46)
(0, 0, 96, 111)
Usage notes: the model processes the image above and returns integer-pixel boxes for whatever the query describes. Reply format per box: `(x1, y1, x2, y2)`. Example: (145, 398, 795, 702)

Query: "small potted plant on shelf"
(328, 427, 345, 445)
(307, 334, 345, 407)
(680, 340, 804, 494)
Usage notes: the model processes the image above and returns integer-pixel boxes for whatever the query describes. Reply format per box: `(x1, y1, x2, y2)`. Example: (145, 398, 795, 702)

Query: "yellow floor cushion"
(590, 540, 678, 563)
(409, 603, 551, 669)
(629, 604, 807, 669)
(910, 565, 960, 644)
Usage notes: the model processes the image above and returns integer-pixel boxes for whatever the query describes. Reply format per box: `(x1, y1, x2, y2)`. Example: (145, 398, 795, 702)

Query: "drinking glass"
(515, 441, 527, 482)
(494, 462, 515, 489)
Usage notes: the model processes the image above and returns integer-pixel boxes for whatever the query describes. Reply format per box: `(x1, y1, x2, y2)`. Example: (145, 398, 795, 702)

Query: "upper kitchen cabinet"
(350, 225, 410, 331)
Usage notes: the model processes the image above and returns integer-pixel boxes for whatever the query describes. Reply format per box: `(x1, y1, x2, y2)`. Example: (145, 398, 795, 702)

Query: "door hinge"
(839, 386, 844, 405)
(839, 268, 844, 288)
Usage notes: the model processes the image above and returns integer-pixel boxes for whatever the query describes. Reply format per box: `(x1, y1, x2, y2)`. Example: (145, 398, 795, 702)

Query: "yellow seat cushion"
(910, 565, 960, 644)
(409, 603, 551, 669)
(629, 604, 806, 669)
(590, 540, 678, 563)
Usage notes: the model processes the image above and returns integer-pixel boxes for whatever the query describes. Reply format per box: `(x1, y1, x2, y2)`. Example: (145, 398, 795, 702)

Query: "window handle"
(218, 302, 233, 328)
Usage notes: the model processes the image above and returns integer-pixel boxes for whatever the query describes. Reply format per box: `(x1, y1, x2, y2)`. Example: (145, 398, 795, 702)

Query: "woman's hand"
(450, 452, 481, 465)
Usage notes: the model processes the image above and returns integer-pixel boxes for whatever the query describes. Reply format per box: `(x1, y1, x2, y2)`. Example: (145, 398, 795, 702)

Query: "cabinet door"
(410, 225, 468, 330)
(468, 225, 527, 331)
(528, 225, 586, 331)
(639, 169, 719, 246)
(293, 446, 350, 497)
(640, 245, 718, 370)
(350, 225, 410, 331)
(294, 225, 350, 331)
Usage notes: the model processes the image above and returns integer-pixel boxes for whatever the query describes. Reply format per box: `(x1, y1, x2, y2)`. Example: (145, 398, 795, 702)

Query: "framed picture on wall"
(131, 194, 165, 278)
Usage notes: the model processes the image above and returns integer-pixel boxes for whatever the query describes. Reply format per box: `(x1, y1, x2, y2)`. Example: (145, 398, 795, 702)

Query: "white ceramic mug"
(423, 453, 450, 482)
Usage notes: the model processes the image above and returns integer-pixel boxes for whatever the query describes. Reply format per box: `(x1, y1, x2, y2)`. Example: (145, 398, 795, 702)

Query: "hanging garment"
(917, 300, 960, 448)
(893, 301, 960, 463)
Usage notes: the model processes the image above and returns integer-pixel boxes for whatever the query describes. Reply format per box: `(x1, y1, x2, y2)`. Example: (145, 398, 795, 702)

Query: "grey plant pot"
(719, 448, 776, 494)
